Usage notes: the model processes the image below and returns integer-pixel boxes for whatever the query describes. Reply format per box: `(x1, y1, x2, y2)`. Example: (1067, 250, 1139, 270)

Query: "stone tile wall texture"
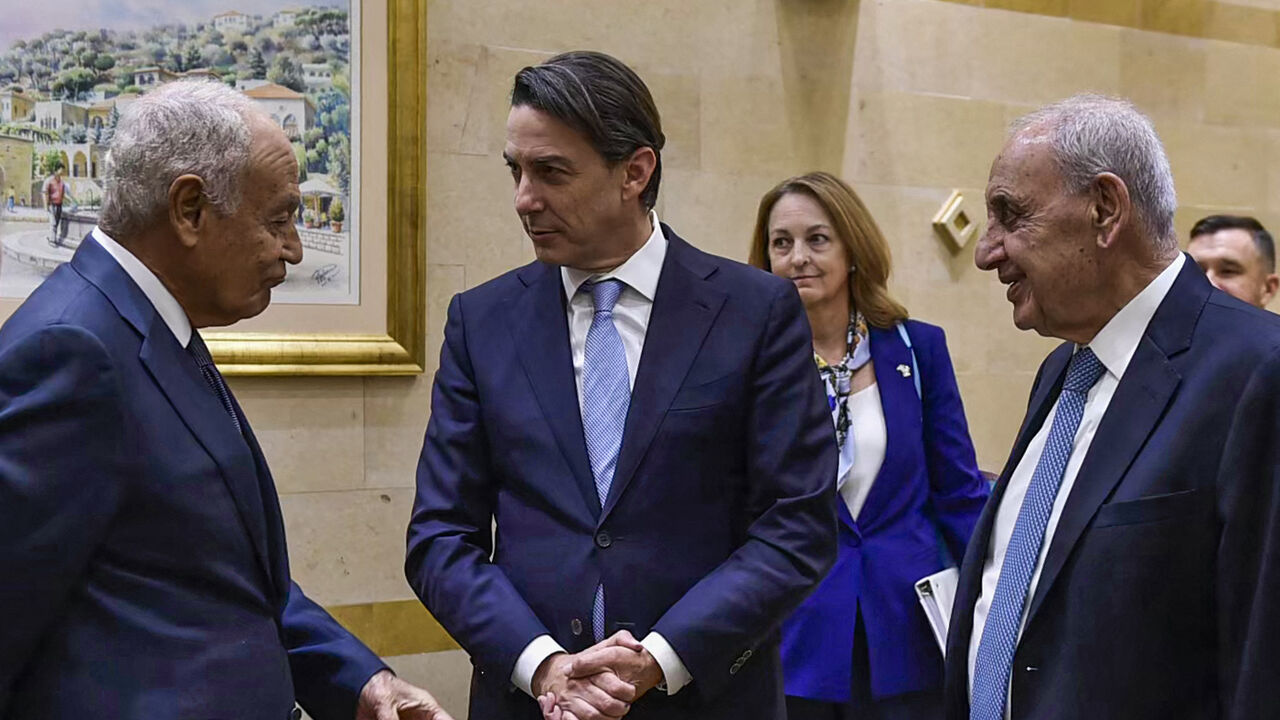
(249, 2, 1280, 716)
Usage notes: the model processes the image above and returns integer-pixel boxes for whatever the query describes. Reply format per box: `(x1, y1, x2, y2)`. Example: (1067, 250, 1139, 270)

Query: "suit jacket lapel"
(508, 262, 600, 519)
(1022, 261, 1205, 628)
(140, 322, 275, 582)
(239, 407, 293, 601)
(71, 237, 275, 585)
(600, 232, 726, 523)
(857, 326, 920, 525)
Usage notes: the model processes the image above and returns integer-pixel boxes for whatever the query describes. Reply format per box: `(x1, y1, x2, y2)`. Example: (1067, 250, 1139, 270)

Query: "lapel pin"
(897, 364, 912, 378)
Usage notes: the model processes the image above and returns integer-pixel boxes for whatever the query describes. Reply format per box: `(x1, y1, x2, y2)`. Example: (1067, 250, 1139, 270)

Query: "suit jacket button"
(571, 618, 584, 636)
(595, 531, 613, 548)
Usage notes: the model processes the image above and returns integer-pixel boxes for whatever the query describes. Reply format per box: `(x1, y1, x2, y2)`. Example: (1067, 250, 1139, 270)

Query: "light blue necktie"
(970, 347, 1105, 720)
(581, 279, 629, 642)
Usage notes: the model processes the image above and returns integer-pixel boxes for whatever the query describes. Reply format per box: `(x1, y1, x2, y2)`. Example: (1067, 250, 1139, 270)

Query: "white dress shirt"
(511, 211, 693, 698)
(91, 226, 192, 346)
(839, 382, 887, 520)
(968, 253, 1184, 714)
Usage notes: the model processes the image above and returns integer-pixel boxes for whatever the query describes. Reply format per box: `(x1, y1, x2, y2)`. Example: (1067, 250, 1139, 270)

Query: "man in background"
(0, 80, 452, 720)
(1188, 214, 1277, 309)
(41, 167, 70, 246)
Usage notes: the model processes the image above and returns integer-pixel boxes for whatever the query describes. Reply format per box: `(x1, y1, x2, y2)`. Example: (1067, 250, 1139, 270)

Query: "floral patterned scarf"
(815, 311, 871, 448)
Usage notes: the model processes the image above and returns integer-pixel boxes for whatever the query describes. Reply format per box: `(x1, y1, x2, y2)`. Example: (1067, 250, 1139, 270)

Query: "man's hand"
(356, 669, 454, 720)
(532, 643, 637, 720)
(568, 632, 664, 701)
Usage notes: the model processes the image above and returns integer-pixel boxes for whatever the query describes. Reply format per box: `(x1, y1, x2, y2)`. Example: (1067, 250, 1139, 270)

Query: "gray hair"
(1012, 94, 1177, 251)
(100, 80, 261, 238)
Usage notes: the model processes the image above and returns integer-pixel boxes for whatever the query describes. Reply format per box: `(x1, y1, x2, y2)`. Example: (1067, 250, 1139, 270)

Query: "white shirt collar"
(91, 226, 194, 347)
(1084, 252, 1185, 380)
(560, 210, 667, 302)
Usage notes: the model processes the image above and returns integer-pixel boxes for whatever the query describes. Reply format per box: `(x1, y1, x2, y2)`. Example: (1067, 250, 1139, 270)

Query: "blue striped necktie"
(970, 347, 1105, 720)
(580, 279, 629, 642)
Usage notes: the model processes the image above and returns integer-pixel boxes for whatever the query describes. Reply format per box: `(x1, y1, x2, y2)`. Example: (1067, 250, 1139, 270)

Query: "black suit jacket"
(945, 258, 1280, 719)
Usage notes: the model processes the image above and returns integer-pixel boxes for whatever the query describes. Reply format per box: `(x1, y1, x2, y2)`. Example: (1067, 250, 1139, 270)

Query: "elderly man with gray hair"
(943, 94, 1280, 720)
(0, 80, 452, 720)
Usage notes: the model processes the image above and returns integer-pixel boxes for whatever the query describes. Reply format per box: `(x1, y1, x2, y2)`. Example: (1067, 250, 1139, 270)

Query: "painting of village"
(0, 0, 359, 304)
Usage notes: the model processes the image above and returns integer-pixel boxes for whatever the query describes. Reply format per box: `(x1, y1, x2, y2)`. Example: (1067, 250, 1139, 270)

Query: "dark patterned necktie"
(187, 330, 242, 433)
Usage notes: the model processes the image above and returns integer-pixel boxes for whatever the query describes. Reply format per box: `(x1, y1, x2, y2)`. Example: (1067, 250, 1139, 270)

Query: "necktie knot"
(587, 279, 623, 316)
(188, 330, 242, 433)
(187, 331, 215, 369)
(1063, 347, 1105, 393)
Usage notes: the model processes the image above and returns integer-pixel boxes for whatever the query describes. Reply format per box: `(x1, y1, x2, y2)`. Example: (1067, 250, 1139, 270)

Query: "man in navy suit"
(405, 51, 837, 720)
(945, 94, 1280, 719)
(0, 80, 452, 720)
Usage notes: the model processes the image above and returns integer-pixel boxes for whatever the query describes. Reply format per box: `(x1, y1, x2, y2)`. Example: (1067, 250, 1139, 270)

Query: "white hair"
(1012, 94, 1178, 252)
(100, 80, 262, 237)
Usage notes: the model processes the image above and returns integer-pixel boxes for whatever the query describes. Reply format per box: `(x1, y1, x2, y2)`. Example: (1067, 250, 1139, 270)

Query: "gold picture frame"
(208, 0, 426, 376)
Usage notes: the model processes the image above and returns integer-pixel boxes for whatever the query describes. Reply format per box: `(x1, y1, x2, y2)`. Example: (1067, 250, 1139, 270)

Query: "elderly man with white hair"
(0, 80, 452, 720)
(944, 95, 1280, 720)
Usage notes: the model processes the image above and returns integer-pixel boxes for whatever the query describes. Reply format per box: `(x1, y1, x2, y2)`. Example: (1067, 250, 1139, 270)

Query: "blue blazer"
(0, 238, 385, 720)
(944, 259, 1280, 719)
(406, 227, 838, 720)
(781, 320, 988, 702)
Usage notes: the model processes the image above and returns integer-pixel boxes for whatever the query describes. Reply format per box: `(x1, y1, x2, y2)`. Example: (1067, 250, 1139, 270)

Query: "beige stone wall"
(848, 0, 1280, 466)
(240, 1, 1280, 716)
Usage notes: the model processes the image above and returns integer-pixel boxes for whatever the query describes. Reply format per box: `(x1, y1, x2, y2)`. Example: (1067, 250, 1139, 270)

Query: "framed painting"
(0, 0, 425, 375)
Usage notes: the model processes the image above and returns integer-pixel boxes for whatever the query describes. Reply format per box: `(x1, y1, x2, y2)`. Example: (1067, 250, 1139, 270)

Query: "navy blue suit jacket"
(0, 238, 386, 720)
(944, 258, 1280, 719)
(405, 227, 838, 720)
(782, 321, 988, 702)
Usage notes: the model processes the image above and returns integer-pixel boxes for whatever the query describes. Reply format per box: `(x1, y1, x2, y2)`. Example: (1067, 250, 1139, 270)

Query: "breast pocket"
(1093, 489, 1204, 528)
(667, 371, 739, 412)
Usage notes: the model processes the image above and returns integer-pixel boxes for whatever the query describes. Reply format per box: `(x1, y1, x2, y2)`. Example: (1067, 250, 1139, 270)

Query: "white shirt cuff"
(641, 632, 692, 695)
(511, 634, 566, 697)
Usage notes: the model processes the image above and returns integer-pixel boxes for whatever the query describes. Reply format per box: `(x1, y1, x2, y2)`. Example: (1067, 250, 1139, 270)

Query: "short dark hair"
(1190, 215, 1275, 272)
(511, 51, 665, 209)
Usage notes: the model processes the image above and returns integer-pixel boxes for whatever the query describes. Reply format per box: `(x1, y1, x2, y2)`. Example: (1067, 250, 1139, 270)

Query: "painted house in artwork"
(301, 63, 333, 90)
(33, 101, 88, 130)
(212, 10, 251, 33)
(0, 90, 36, 123)
(242, 82, 315, 139)
(131, 66, 181, 88)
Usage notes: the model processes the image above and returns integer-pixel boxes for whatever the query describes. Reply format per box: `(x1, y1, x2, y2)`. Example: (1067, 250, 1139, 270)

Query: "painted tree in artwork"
(268, 55, 304, 92)
(249, 47, 268, 79)
(52, 67, 96, 101)
(295, 9, 348, 44)
(101, 104, 120, 146)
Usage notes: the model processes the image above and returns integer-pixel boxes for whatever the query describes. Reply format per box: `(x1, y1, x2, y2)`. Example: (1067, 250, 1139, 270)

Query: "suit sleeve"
(0, 326, 130, 700)
(1216, 345, 1280, 719)
(649, 281, 838, 701)
(916, 324, 990, 563)
(283, 581, 388, 720)
(405, 294, 552, 682)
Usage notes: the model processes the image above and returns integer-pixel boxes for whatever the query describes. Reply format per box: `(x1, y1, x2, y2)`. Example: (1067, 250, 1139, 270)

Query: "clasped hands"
(533, 631, 664, 720)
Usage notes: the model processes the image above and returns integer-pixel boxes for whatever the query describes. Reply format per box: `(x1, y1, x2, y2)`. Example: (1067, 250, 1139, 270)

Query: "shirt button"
(595, 531, 613, 548)
(571, 618, 583, 636)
